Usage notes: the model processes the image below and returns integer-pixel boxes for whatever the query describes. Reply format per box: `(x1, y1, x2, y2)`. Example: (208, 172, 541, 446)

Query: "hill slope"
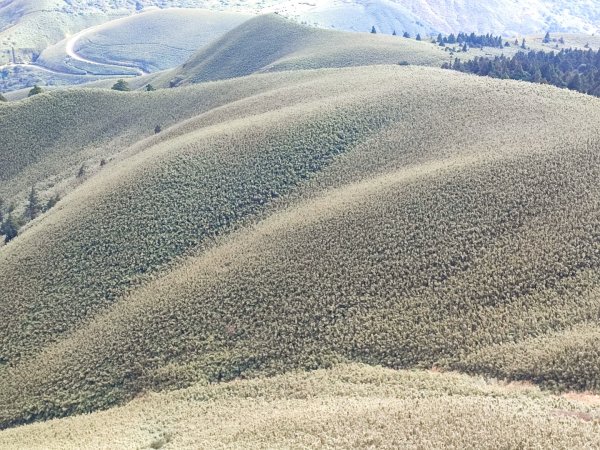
(2, 364, 600, 449)
(2, 65, 600, 430)
(161, 14, 448, 86)
(37, 9, 250, 76)
(0, 69, 323, 203)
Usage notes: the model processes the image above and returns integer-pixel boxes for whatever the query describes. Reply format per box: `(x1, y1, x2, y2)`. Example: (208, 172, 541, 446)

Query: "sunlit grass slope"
(2, 65, 600, 429)
(161, 14, 448, 86)
(2, 364, 599, 449)
(0, 70, 348, 201)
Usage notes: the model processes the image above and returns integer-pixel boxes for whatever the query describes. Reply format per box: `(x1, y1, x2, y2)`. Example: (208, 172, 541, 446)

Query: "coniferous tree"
(45, 194, 60, 212)
(521, 38, 527, 49)
(392, 30, 397, 36)
(25, 185, 41, 221)
(444, 46, 600, 97)
(146, 84, 156, 91)
(416, 33, 422, 41)
(543, 32, 551, 44)
(568, 72, 582, 91)
(403, 31, 411, 38)
(371, 26, 377, 34)
(1, 214, 20, 243)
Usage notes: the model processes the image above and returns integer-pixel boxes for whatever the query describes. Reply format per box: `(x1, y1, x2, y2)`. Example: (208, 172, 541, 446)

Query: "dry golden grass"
(3, 64, 600, 429)
(1, 364, 599, 449)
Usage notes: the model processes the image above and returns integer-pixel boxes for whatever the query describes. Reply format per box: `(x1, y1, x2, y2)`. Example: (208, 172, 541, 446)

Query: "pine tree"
(532, 66, 543, 83)
(403, 31, 411, 38)
(568, 72, 582, 91)
(1, 214, 20, 243)
(45, 194, 60, 212)
(462, 43, 468, 52)
(111, 79, 131, 91)
(28, 85, 42, 97)
(543, 32, 551, 44)
(371, 26, 377, 34)
(392, 30, 397, 36)
(25, 185, 41, 221)
(146, 84, 156, 91)
(416, 33, 422, 41)
(521, 38, 527, 49)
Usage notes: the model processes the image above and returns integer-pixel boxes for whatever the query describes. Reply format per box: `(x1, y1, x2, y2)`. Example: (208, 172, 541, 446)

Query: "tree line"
(444, 48, 600, 97)
(437, 32, 506, 49)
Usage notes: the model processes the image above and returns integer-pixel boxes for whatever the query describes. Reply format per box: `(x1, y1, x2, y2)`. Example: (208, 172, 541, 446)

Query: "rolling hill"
(2, 8, 600, 448)
(2, 62, 600, 436)
(156, 14, 448, 86)
(3, 0, 600, 94)
(37, 9, 250, 76)
(3, 0, 600, 67)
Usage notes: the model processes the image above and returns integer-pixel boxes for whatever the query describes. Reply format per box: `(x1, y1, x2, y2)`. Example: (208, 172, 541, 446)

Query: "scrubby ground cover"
(2, 65, 600, 430)
(0, 69, 344, 203)
(2, 364, 599, 449)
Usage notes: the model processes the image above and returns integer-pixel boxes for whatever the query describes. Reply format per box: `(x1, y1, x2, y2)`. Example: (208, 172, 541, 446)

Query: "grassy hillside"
(0, 70, 334, 202)
(2, 65, 600, 430)
(37, 9, 250, 75)
(0, 0, 124, 64)
(161, 14, 448, 86)
(2, 364, 599, 449)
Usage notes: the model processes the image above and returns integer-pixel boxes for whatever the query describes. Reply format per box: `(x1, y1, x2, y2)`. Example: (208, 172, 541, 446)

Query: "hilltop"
(157, 14, 448, 86)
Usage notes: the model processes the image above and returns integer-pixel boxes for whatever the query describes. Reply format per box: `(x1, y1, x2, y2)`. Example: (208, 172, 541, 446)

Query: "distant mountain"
(1, 0, 599, 66)
(272, 0, 600, 36)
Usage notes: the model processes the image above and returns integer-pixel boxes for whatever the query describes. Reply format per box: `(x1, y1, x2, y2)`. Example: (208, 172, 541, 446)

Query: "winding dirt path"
(63, 15, 149, 76)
